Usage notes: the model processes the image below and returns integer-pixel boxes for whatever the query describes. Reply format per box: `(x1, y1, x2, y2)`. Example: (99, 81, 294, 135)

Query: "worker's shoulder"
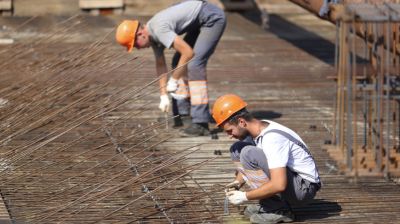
(261, 131, 289, 145)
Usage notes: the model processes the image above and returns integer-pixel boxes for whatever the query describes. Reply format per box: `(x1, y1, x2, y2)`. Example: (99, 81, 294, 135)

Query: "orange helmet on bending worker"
(212, 94, 248, 127)
(116, 20, 139, 52)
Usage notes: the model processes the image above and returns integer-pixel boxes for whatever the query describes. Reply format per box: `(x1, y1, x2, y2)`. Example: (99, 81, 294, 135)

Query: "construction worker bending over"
(115, 0, 226, 137)
(213, 94, 321, 224)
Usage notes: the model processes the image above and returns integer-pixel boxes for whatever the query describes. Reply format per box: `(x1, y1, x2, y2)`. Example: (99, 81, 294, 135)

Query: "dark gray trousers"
(171, 1, 226, 123)
(240, 146, 320, 212)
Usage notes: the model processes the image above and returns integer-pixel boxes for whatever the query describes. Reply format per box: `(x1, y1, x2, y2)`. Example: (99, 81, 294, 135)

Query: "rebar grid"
(0, 16, 224, 223)
(333, 3, 400, 178)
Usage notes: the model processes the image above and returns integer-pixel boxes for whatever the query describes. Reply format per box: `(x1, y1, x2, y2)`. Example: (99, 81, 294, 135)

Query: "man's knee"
(239, 145, 270, 178)
(187, 60, 206, 79)
(240, 146, 263, 164)
(230, 141, 254, 161)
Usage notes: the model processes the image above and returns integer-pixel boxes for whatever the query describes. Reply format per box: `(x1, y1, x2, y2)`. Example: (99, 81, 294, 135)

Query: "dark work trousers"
(171, 1, 226, 124)
(239, 145, 321, 212)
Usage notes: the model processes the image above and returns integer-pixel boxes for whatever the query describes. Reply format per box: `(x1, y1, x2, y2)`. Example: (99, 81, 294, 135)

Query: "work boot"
(179, 123, 209, 137)
(173, 116, 183, 128)
(173, 115, 190, 128)
(244, 204, 262, 218)
(156, 115, 190, 128)
(249, 209, 294, 224)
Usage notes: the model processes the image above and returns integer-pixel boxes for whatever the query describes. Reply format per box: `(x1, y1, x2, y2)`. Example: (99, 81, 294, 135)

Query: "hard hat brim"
(126, 29, 136, 53)
(127, 40, 134, 52)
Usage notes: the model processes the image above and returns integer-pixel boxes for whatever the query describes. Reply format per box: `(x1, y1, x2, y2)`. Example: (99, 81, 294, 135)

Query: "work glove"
(226, 190, 248, 205)
(225, 180, 241, 190)
(158, 95, 170, 112)
(169, 78, 189, 100)
(170, 91, 189, 100)
(166, 77, 179, 92)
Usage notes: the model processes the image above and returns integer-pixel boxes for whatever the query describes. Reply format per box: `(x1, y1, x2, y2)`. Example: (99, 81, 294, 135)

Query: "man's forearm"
(171, 53, 192, 80)
(156, 60, 168, 95)
(159, 75, 168, 95)
(171, 36, 193, 80)
(235, 172, 245, 184)
(244, 167, 287, 200)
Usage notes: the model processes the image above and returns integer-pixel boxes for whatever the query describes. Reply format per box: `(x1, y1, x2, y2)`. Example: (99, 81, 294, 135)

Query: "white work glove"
(226, 190, 248, 205)
(166, 77, 179, 92)
(158, 95, 170, 112)
(170, 78, 189, 100)
(170, 92, 189, 100)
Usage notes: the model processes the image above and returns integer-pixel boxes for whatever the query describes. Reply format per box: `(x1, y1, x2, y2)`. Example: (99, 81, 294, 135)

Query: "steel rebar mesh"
(0, 16, 225, 223)
(333, 3, 400, 177)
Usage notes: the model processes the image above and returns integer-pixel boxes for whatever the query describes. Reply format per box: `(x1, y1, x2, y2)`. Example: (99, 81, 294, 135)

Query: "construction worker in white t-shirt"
(212, 94, 321, 224)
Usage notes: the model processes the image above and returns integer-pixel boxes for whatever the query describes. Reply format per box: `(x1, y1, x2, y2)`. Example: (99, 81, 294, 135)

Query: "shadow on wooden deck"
(251, 110, 282, 120)
(293, 199, 342, 221)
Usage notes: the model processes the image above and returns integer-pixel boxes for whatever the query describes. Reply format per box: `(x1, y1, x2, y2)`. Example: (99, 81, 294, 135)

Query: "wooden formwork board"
(0, 0, 12, 16)
(79, 0, 123, 9)
(0, 0, 11, 10)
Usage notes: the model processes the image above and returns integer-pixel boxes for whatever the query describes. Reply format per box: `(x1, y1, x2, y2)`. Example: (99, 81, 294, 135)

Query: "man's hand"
(225, 180, 241, 190)
(166, 77, 179, 92)
(170, 92, 189, 100)
(158, 95, 170, 112)
(226, 190, 248, 205)
(170, 78, 189, 100)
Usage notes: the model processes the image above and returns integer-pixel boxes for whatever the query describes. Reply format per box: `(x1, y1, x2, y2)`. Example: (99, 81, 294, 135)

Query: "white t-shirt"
(254, 120, 320, 183)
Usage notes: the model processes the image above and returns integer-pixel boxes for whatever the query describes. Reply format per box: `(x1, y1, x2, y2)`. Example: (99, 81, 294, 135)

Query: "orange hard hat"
(116, 20, 139, 52)
(212, 94, 248, 127)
